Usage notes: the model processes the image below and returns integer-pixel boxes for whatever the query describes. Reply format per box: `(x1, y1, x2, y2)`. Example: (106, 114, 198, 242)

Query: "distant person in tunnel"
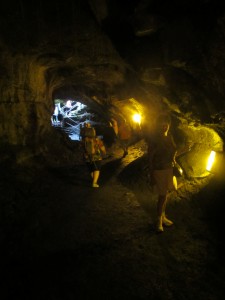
(111, 118, 118, 137)
(148, 113, 177, 233)
(79, 124, 84, 140)
(103, 121, 117, 156)
(118, 119, 132, 157)
(83, 122, 96, 139)
(52, 114, 57, 125)
(83, 127, 106, 188)
(58, 111, 64, 127)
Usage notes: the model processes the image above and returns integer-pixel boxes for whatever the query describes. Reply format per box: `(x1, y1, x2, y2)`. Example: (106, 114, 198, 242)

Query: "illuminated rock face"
(175, 125, 223, 178)
(0, 0, 225, 166)
(0, 1, 126, 164)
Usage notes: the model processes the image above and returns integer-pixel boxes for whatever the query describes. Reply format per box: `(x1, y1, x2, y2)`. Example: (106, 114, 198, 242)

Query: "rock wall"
(0, 0, 225, 167)
(0, 1, 127, 165)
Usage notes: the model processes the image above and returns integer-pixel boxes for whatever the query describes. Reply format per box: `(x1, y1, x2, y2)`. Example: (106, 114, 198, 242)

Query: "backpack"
(84, 137, 101, 161)
(84, 127, 96, 138)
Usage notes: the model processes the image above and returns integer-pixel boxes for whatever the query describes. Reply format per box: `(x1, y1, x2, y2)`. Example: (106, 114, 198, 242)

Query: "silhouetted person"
(103, 121, 117, 148)
(82, 130, 106, 188)
(58, 112, 63, 127)
(118, 120, 132, 157)
(148, 113, 177, 233)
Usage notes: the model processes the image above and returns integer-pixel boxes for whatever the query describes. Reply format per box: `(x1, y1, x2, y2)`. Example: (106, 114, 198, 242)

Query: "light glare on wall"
(206, 151, 216, 172)
(133, 113, 141, 124)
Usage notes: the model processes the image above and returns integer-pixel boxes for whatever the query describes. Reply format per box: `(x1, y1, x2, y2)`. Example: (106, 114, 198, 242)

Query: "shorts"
(86, 160, 102, 172)
(153, 168, 177, 196)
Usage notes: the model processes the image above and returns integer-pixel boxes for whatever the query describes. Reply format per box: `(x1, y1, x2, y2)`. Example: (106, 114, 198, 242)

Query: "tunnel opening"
(50, 96, 118, 148)
(51, 83, 146, 152)
(51, 98, 89, 140)
(49, 85, 224, 180)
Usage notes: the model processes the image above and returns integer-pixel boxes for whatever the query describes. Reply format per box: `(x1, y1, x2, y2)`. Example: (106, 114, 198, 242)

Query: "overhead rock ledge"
(0, 0, 225, 172)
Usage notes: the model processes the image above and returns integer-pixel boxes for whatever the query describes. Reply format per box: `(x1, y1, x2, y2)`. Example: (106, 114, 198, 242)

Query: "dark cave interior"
(1, 0, 225, 299)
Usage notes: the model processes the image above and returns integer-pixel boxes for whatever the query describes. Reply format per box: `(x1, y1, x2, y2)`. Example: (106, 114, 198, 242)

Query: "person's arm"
(98, 139, 106, 156)
(100, 144, 106, 156)
(176, 143, 194, 158)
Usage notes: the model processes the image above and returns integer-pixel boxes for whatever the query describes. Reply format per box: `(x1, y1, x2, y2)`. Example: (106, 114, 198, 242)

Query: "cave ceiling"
(0, 0, 225, 165)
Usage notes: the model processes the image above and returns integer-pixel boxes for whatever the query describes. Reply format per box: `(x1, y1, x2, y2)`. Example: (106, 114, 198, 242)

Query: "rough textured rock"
(0, 0, 225, 171)
(1, 2, 225, 299)
(0, 1, 126, 164)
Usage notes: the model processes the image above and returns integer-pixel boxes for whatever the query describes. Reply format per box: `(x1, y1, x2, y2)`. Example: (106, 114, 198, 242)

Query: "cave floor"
(1, 140, 225, 300)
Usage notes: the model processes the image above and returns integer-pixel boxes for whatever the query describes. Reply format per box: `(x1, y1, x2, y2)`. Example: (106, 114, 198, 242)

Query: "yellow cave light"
(133, 113, 141, 125)
(206, 150, 216, 172)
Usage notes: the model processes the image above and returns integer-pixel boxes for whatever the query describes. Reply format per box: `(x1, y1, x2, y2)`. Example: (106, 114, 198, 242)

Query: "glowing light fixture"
(206, 151, 216, 172)
(133, 113, 141, 125)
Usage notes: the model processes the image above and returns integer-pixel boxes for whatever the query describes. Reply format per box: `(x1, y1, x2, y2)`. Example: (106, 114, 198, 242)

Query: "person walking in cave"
(103, 121, 117, 156)
(79, 123, 85, 140)
(58, 111, 64, 127)
(111, 118, 118, 137)
(52, 114, 57, 125)
(83, 122, 96, 139)
(118, 119, 132, 157)
(147, 113, 178, 233)
(83, 128, 106, 188)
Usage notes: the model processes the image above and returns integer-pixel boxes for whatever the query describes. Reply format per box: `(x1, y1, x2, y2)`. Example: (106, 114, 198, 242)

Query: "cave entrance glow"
(51, 99, 89, 140)
(51, 99, 104, 140)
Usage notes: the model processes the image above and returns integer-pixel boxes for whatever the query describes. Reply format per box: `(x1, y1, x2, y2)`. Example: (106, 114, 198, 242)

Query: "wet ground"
(1, 140, 225, 300)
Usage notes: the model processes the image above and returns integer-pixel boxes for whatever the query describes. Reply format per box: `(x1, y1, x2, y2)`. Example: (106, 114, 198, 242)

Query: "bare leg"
(92, 170, 100, 187)
(157, 195, 167, 217)
(156, 195, 167, 232)
(162, 193, 173, 226)
(162, 196, 173, 226)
